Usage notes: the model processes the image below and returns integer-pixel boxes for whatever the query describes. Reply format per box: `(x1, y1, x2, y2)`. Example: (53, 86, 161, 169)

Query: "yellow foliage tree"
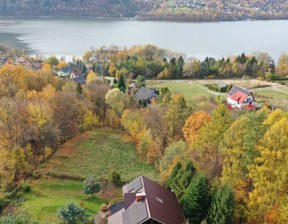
(248, 118, 288, 223)
(86, 70, 99, 83)
(42, 64, 52, 73)
(57, 62, 68, 69)
(182, 110, 211, 147)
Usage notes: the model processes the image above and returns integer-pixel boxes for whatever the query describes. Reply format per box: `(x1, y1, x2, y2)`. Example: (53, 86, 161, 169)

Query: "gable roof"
(135, 87, 157, 101)
(59, 66, 71, 73)
(227, 85, 253, 103)
(218, 82, 228, 88)
(72, 75, 86, 85)
(109, 176, 185, 224)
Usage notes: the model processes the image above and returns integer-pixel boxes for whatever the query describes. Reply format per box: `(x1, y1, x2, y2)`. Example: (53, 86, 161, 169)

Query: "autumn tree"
(105, 88, 125, 117)
(47, 55, 59, 65)
(248, 117, 288, 223)
(193, 104, 233, 180)
(182, 110, 211, 147)
(276, 53, 288, 76)
(159, 140, 189, 179)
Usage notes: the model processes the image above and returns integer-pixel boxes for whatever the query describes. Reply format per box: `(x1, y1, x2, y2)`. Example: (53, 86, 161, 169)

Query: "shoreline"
(0, 15, 288, 23)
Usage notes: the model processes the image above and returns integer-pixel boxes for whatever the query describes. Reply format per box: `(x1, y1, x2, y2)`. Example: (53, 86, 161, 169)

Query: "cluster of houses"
(0, 56, 43, 69)
(57, 66, 86, 85)
(97, 176, 185, 224)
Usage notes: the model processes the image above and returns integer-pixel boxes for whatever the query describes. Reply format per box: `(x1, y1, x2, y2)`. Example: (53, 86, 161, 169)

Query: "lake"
(0, 18, 288, 60)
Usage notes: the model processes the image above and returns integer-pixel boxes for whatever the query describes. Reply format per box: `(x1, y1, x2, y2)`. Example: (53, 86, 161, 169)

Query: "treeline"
(83, 45, 288, 79)
(0, 0, 153, 17)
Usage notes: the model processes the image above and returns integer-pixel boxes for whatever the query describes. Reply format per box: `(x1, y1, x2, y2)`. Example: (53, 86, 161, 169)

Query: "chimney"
(136, 192, 146, 202)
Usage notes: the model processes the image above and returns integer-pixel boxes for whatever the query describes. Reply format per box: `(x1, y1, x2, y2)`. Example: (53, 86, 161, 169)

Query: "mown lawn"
(254, 89, 288, 111)
(148, 81, 219, 105)
(48, 128, 159, 182)
(22, 179, 108, 223)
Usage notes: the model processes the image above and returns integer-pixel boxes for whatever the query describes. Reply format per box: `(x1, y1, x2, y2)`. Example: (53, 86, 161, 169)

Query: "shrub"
(219, 87, 227, 92)
(0, 213, 30, 224)
(100, 203, 108, 211)
(0, 196, 8, 210)
(83, 176, 101, 197)
(226, 84, 233, 92)
(57, 201, 89, 224)
(109, 171, 121, 186)
(2, 181, 17, 193)
(208, 85, 218, 92)
(22, 183, 32, 193)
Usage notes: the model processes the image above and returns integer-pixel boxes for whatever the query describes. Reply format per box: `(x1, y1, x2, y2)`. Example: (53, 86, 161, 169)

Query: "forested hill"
(0, 0, 153, 17)
(1, 0, 288, 21)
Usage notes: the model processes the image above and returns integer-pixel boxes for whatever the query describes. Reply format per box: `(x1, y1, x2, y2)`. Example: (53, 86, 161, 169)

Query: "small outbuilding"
(218, 82, 228, 91)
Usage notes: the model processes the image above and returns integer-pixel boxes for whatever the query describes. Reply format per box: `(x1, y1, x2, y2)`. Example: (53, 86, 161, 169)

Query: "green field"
(48, 128, 159, 182)
(17, 128, 159, 223)
(148, 81, 220, 105)
(21, 179, 107, 223)
(254, 89, 288, 111)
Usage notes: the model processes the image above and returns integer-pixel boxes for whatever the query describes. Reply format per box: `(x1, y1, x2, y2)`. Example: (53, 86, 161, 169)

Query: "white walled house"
(227, 85, 257, 111)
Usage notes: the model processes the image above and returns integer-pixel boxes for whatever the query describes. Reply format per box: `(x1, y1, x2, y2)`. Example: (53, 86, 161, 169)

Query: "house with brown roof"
(108, 176, 185, 224)
(227, 85, 257, 111)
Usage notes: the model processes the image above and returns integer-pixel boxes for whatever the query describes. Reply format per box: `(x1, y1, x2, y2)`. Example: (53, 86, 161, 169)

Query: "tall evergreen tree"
(76, 82, 83, 94)
(166, 161, 182, 189)
(170, 160, 196, 200)
(208, 185, 235, 224)
(181, 173, 210, 224)
(117, 74, 126, 92)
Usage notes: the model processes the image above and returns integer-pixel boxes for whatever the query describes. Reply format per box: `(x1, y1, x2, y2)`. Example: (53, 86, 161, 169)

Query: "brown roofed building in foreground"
(108, 176, 185, 224)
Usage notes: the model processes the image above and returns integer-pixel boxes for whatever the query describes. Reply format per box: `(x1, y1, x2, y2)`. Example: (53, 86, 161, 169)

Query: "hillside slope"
(0, 0, 153, 17)
(1, 0, 288, 21)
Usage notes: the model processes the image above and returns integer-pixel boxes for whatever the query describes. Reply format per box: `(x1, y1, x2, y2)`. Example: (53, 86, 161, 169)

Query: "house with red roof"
(108, 176, 185, 224)
(227, 85, 257, 111)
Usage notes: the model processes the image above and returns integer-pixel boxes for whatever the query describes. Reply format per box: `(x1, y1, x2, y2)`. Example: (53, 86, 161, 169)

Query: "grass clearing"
(22, 178, 108, 223)
(254, 89, 288, 111)
(47, 128, 159, 182)
(148, 81, 219, 105)
(20, 128, 159, 223)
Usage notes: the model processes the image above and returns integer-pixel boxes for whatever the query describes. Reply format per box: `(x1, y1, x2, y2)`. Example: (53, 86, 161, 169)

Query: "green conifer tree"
(181, 173, 210, 224)
(76, 82, 83, 94)
(208, 185, 235, 224)
(117, 74, 126, 92)
(166, 162, 182, 189)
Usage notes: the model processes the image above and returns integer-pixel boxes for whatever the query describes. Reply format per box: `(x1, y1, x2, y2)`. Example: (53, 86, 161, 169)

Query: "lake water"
(0, 18, 288, 61)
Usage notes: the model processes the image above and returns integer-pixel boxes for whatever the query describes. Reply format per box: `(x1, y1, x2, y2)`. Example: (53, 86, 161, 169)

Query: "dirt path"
(194, 82, 226, 96)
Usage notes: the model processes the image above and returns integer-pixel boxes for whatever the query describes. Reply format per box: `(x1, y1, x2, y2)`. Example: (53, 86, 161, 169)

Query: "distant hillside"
(141, 0, 288, 21)
(1, 0, 288, 21)
(0, 0, 153, 17)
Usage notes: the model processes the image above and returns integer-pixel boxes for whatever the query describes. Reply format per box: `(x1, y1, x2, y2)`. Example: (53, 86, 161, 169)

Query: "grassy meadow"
(254, 89, 288, 111)
(22, 179, 108, 223)
(47, 128, 158, 182)
(148, 81, 221, 105)
(17, 128, 158, 223)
